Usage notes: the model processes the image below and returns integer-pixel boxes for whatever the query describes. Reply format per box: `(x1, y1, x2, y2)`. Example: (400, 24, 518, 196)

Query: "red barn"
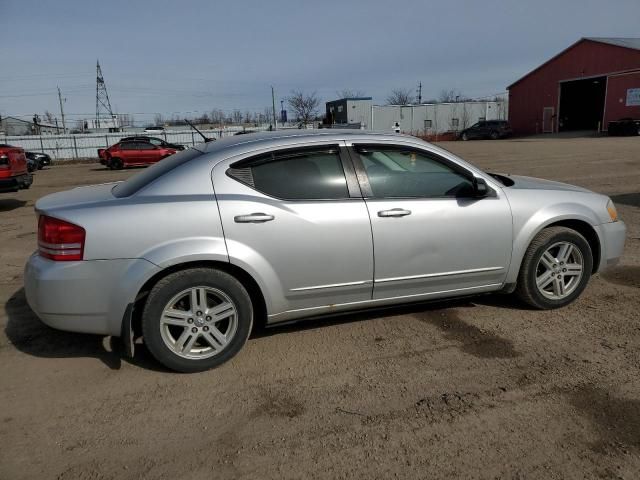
(508, 38, 640, 135)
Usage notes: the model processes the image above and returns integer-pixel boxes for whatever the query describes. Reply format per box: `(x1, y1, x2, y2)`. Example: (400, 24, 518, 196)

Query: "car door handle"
(234, 213, 275, 223)
(378, 208, 412, 218)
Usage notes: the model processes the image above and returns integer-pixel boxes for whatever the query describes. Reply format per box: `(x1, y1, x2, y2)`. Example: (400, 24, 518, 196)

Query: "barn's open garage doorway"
(558, 76, 606, 131)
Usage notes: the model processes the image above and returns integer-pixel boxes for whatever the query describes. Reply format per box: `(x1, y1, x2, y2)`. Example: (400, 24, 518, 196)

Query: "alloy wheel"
(535, 241, 584, 300)
(159, 286, 238, 359)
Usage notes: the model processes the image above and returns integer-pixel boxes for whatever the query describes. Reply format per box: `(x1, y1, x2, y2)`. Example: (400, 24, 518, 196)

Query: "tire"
(490, 131, 499, 140)
(110, 157, 123, 170)
(142, 268, 253, 372)
(515, 227, 593, 309)
(461, 133, 469, 141)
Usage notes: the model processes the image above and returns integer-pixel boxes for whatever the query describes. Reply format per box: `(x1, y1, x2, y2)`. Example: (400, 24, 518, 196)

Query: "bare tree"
(386, 88, 414, 105)
(263, 106, 274, 125)
(448, 102, 460, 131)
(461, 103, 471, 129)
(153, 113, 164, 126)
(439, 89, 464, 103)
(43, 110, 55, 125)
(336, 89, 366, 99)
(232, 110, 243, 124)
(288, 90, 320, 125)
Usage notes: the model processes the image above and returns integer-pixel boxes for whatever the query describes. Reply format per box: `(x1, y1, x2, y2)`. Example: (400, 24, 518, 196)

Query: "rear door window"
(228, 148, 350, 200)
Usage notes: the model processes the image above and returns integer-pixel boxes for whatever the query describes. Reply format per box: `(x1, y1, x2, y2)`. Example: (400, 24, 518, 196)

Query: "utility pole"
(57, 86, 67, 133)
(417, 82, 422, 104)
(271, 86, 277, 130)
(96, 60, 116, 130)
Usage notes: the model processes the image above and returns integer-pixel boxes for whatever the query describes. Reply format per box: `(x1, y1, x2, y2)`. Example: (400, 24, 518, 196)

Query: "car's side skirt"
(267, 282, 503, 324)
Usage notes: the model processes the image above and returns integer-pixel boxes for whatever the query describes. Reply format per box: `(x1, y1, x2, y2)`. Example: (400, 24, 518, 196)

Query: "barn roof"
(508, 37, 640, 89)
(585, 37, 640, 51)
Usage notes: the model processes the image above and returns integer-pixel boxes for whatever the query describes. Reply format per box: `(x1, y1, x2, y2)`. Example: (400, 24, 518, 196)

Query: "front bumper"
(24, 253, 160, 336)
(595, 220, 626, 271)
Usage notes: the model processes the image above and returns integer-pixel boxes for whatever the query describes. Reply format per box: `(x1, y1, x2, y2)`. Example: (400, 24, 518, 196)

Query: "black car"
(608, 118, 640, 136)
(119, 136, 185, 151)
(25, 151, 51, 170)
(459, 120, 512, 141)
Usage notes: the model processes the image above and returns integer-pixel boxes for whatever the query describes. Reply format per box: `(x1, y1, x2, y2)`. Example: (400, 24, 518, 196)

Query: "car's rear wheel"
(515, 227, 593, 309)
(110, 157, 123, 170)
(142, 268, 253, 372)
(490, 131, 499, 140)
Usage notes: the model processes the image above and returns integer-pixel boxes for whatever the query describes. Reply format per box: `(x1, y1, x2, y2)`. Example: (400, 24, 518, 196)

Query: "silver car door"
(349, 143, 512, 300)
(212, 143, 374, 318)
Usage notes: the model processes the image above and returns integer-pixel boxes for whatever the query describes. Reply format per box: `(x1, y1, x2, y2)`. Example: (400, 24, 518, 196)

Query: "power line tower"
(95, 60, 115, 129)
(417, 81, 422, 104)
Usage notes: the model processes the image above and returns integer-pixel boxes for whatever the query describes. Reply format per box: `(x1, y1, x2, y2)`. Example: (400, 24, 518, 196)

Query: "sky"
(1, 0, 639, 125)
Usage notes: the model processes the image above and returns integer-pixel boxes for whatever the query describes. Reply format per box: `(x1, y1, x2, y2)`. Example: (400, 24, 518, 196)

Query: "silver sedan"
(24, 131, 626, 372)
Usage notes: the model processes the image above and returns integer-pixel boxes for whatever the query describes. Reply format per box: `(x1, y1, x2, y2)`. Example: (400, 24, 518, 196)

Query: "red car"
(99, 140, 177, 169)
(0, 144, 32, 193)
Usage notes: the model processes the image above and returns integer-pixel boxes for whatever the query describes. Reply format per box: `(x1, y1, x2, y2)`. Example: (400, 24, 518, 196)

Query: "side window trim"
(226, 144, 361, 201)
(348, 143, 478, 200)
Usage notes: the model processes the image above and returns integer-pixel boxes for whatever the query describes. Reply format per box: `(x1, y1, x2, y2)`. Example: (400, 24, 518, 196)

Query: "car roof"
(199, 129, 421, 154)
(121, 136, 162, 141)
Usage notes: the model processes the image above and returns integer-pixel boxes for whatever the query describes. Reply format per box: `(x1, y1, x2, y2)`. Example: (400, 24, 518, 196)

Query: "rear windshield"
(112, 147, 204, 198)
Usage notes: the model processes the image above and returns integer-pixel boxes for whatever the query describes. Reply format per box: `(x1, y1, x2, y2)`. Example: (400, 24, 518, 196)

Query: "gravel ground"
(1, 136, 639, 480)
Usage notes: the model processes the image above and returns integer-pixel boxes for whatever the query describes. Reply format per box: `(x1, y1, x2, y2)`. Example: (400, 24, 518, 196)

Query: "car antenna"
(184, 119, 215, 142)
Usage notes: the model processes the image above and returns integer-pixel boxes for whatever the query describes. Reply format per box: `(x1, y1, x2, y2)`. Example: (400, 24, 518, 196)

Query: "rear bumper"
(24, 254, 160, 336)
(0, 173, 32, 192)
(595, 221, 626, 271)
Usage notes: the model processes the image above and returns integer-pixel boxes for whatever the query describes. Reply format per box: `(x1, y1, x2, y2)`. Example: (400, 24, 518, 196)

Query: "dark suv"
(459, 120, 512, 141)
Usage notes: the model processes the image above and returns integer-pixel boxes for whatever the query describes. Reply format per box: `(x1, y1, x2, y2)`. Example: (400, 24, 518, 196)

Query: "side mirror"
(473, 177, 489, 197)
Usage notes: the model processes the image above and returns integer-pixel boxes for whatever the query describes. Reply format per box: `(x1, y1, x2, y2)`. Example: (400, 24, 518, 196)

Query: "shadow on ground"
(254, 294, 521, 359)
(568, 384, 640, 453)
(610, 192, 640, 208)
(0, 199, 27, 213)
(6, 286, 523, 370)
(601, 265, 640, 289)
(4, 288, 167, 372)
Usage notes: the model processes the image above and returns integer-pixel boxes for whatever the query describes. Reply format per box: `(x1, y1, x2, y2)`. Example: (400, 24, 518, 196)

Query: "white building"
(325, 97, 372, 128)
(371, 100, 508, 135)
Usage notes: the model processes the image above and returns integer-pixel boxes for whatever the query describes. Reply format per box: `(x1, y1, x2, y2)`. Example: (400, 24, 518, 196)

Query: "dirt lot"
(1, 137, 639, 480)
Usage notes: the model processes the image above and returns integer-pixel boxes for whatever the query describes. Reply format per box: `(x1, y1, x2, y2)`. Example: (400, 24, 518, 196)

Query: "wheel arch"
(507, 215, 602, 284)
(129, 260, 268, 339)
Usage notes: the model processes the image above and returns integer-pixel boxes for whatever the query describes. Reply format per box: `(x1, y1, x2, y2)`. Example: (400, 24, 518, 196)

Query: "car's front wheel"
(461, 132, 469, 141)
(142, 268, 253, 372)
(515, 226, 593, 309)
(109, 157, 123, 170)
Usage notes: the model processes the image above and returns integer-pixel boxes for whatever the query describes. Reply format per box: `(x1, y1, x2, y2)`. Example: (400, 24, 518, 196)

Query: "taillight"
(38, 216, 85, 261)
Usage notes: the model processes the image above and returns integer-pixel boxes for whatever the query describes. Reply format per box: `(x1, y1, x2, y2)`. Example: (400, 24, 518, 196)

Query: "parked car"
(26, 156, 37, 173)
(459, 120, 512, 141)
(608, 118, 640, 136)
(98, 140, 178, 169)
(25, 151, 51, 170)
(25, 131, 625, 372)
(144, 126, 165, 134)
(0, 144, 32, 193)
(120, 136, 185, 151)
